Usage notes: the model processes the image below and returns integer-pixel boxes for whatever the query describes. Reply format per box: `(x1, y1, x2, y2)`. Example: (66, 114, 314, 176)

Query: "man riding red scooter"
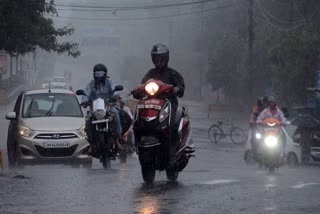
(131, 44, 194, 183)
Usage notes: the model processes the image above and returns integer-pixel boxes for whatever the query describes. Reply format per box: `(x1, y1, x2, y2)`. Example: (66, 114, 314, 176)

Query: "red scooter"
(131, 79, 195, 183)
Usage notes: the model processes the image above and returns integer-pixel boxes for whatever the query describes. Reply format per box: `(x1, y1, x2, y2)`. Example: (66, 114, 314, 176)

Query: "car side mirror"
(113, 85, 123, 92)
(76, 89, 86, 96)
(6, 112, 17, 120)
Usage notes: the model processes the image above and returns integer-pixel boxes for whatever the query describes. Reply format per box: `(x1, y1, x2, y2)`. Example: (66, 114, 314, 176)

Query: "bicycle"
(208, 120, 246, 144)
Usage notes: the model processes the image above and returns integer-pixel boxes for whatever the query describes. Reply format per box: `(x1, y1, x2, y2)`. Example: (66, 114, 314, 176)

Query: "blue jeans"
(110, 107, 122, 137)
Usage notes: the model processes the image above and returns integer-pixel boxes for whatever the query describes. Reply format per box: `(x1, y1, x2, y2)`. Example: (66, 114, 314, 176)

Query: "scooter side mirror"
(76, 89, 86, 96)
(113, 85, 123, 92)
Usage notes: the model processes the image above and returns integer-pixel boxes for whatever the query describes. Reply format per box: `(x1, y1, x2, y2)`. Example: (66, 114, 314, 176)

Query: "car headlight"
(19, 125, 34, 138)
(78, 125, 86, 137)
(264, 136, 278, 148)
(145, 82, 159, 96)
(159, 106, 169, 122)
(255, 133, 262, 139)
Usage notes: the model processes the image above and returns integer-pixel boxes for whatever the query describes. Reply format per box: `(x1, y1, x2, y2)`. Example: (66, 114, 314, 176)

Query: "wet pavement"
(0, 101, 320, 214)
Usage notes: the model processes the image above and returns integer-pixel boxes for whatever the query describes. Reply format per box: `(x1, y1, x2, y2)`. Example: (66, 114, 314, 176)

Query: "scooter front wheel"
(99, 133, 110, 169)
(166, 168, 179, 181)
(141, 166, 156, 183)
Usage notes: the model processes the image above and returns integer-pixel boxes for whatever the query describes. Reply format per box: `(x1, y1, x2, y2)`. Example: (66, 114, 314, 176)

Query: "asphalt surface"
(0, 101, 320, 214)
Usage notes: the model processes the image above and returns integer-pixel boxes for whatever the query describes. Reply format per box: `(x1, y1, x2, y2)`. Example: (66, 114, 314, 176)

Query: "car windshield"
(285, 124, 298, 138)
(22, 93, 83, 118)
(41, 79, 50, 84)
(53, 77, 65, 83)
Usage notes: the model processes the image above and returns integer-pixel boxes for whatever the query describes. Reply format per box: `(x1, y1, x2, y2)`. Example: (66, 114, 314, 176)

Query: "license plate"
(43, 142, 70, 148)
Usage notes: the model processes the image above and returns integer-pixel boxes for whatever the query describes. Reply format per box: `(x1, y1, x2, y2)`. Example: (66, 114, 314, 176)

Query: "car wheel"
(7, 138, 17, 167)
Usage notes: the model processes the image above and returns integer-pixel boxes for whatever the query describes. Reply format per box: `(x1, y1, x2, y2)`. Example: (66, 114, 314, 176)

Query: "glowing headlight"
(78, 125, 86, 137)
(255, 133, 262, 139)
(267, 123, 276, 127)
(264, 136, 278, 148)
(19, 125, 34, 138)
(145, 82, 159, 96)
(159, 106, 169, 122)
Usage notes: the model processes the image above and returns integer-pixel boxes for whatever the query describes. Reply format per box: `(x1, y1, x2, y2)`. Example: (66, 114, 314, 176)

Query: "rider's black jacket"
(141, 65, 185, 110)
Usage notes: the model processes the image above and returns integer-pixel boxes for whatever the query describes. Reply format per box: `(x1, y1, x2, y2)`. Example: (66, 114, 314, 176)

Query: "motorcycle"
(131, 79, 195, 183)
(76, 85, 124, 168)
(258, 117, 284, 172)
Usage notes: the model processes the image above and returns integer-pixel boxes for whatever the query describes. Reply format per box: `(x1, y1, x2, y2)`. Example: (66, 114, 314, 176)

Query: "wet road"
(1, 103, 320, 214)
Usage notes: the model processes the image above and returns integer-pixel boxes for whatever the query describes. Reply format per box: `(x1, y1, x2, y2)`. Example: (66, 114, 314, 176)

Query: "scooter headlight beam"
(145, 82, 159, 96)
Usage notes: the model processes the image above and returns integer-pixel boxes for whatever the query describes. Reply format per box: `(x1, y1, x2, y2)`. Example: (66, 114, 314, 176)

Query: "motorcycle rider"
(82, 64, 123, 156)
(249, 96, 269, 126)
(132, 43, 185, 154)
(256, 96, 286, 124)
(113, 95, 134, 120)
(113, 95, 135, 148)
(256, 96, 287, 157)
(249, 96, 268, 160)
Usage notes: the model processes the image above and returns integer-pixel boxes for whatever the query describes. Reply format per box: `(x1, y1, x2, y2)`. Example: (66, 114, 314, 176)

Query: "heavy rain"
(0, 0, 320, 213)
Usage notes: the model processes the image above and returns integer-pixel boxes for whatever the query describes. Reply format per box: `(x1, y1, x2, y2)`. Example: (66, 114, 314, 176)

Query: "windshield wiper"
(26, 98, 35, 118)
(45, 98, 56, 116)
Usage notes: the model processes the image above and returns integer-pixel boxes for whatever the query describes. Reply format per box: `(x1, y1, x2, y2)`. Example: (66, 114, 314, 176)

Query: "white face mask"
(94, 71, 107, 78)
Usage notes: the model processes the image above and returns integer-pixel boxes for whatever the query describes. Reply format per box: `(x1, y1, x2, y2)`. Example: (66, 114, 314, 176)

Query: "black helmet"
(93, 63, 107, 83)
(93, 63, 107, 73)
(151, 43, 169, 67)
(257, 97, 263, 107)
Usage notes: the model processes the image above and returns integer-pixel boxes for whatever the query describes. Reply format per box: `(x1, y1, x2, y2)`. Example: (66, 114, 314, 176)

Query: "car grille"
(35, 133, 78, 140)
(35, 145, 78, 157)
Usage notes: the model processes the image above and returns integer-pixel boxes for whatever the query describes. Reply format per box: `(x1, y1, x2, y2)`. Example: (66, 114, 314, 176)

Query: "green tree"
(0, 0, 79, 57)
(270, 31, 320, 105)
(207, 33, 247, 105)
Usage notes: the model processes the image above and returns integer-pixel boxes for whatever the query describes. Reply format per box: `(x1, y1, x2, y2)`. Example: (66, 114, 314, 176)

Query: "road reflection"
(133, 181, 185, 214)
(263, 175, 278, 213)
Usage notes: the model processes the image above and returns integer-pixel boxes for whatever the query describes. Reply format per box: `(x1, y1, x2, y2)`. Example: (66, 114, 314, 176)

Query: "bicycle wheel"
(230, 127, 245, 144)
(208, 125, 223, 144)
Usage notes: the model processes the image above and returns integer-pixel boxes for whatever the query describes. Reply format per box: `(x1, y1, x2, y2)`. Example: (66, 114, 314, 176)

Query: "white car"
(51, 76, 67, 89)
(41, 78, 52, 89)
(6, 88, 91, 167)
